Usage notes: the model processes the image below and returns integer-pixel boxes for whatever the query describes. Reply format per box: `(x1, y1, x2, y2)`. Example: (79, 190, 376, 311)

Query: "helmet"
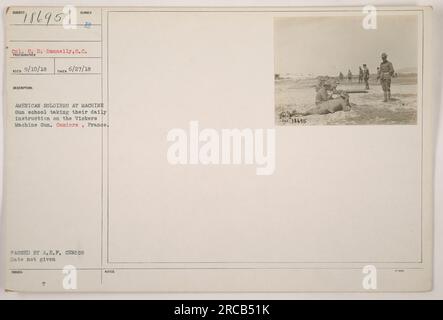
(381, 52, 388, 58)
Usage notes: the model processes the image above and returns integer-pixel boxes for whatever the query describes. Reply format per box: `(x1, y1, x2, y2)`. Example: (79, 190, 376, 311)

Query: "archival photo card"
(2, 6, 433, 293)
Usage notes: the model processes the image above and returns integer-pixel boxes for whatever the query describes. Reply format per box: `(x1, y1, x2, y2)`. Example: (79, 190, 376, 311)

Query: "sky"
(274, 14, 418, 77)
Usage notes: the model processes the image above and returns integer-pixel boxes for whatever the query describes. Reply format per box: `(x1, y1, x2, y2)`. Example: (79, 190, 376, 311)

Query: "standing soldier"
(339, 72, 344, 81)
(377, 52, 395, 102)
(376, 67, 380, 83)
(358, 66, 363, 83)
(347, 69, 352, 82)
(362, 64, 370, 90)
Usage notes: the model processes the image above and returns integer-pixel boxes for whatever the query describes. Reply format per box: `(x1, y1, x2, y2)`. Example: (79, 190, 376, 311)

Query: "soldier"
(347, 69, 352, 82)
(377, 52, 395, 102)
(362, 64, 370, 90)
(339, 72, 344, 81)
(315, 78, 342, 105)
(358, 66, 363, 83)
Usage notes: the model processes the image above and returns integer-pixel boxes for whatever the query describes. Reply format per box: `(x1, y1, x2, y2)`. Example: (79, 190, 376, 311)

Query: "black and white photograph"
(274, 15, 419, 125)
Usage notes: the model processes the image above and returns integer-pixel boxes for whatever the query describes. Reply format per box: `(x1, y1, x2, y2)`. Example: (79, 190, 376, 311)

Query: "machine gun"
(343, 89, 369, 94)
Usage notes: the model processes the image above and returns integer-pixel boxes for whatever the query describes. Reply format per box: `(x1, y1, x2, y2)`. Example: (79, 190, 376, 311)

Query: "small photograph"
(274, 15, 419, 125)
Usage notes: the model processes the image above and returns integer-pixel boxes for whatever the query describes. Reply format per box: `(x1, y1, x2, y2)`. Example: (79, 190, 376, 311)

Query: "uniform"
(315, 86, 330, 105)
(379, 60, 394, 93)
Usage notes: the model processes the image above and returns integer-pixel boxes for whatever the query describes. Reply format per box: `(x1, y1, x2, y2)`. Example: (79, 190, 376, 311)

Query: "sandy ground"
(275, 75, 417, 125)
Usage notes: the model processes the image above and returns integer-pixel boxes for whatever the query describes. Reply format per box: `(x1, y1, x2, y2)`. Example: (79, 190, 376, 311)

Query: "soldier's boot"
(383, 92, 388, 102)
